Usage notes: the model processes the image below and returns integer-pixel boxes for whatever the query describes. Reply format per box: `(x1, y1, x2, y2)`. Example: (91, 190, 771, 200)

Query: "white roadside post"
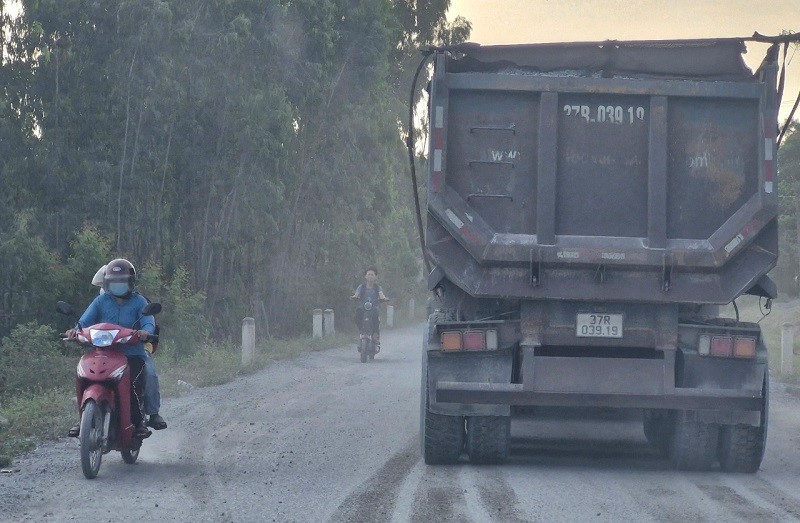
(386, 304, 395, 328)
(242, 317, 255, 366)
(408, 298, 416, 320)
(313, 309, 323, 338)
(323, 309, 335, 336)
(781, 322, 794, 376)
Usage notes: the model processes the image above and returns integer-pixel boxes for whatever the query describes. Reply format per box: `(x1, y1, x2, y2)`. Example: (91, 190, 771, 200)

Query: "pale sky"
(448, 0, 800, 121)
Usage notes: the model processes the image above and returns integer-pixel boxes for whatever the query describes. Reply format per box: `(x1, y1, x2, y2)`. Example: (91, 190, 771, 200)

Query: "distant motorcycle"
(353, 296, 388, 363)
(58, 301, 161, 479)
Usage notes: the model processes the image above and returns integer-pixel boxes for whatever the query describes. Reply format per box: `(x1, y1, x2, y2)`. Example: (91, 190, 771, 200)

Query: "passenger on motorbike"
(92, 264, 167, 430)
(350, 266, 389, 350)
(66, 258, 155, 439)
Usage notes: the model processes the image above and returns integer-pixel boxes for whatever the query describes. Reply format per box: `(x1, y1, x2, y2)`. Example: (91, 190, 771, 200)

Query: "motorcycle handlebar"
(59, 332, 158, 344)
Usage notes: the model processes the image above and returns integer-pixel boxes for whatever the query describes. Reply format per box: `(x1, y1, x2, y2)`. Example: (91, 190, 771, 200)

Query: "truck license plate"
(576, 313, 623, 338)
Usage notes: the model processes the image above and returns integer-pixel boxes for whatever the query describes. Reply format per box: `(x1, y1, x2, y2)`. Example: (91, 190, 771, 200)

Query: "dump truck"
(418, 35, 798, 471)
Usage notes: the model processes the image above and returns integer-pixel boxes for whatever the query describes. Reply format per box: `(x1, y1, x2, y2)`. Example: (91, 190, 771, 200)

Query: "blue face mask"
(108, 282, 130, 297)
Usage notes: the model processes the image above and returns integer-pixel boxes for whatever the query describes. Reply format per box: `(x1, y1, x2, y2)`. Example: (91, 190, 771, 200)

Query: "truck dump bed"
(426, 39, 780, 304)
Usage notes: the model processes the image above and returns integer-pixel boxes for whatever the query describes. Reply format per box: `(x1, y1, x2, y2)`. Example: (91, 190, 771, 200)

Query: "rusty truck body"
(420, 37, 789, 471)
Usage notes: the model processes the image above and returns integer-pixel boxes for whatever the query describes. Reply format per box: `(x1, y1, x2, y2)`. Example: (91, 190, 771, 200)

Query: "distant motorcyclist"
(350, 266, 389, 350)
(66, 259, 155, 439)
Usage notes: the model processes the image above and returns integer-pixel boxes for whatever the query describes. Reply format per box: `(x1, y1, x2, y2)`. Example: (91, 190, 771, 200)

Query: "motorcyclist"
(350, 266, 389, 350)
(91, 264, 167, 430)
(66, 258, 155, 439)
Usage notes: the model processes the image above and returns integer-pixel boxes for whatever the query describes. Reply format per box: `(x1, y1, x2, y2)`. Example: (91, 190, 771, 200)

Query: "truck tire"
(718, 373, 768, 473)
(423, 407, 465, 465)
(669, 418, 719, 471)
(420, 347, 464, 465)
(466, 416, 510, 464)
(642, 410, 672, 455)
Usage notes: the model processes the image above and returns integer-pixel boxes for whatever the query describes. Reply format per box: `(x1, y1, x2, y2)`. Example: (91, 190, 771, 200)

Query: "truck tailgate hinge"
(529, 249, 541, 287)
(594, 264, 607, 284)
(662, 253, 673, 292)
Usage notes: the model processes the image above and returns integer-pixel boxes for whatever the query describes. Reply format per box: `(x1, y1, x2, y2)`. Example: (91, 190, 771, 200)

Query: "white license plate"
(576, 313, 623, 338)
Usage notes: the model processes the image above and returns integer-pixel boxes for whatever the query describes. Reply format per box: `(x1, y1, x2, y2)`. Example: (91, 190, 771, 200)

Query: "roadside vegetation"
(0, 325, 415, 467)
(0, 1, 466, 466)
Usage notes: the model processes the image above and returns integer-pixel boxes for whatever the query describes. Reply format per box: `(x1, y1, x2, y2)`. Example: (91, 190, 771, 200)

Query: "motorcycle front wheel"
(79, 400, 104, 479)
(121, 446, 140, 464)
(360, 338, 368, 363)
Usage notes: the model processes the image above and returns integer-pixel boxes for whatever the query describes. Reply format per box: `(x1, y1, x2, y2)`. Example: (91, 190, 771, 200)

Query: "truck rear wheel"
(466, 416, 510, 464)
(420, 348, 464, 464)
(423, 407, 465, 465)
(718, 373, 768, 473)
(669, 418, 719, 471)
(642, 410, 672, 455)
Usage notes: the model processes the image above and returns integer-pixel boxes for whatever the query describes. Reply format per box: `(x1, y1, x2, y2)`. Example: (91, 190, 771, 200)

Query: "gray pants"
(143, 352, 161, 415)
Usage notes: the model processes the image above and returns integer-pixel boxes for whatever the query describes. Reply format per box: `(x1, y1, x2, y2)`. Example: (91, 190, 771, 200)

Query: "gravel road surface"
(3, 324, 800, 522)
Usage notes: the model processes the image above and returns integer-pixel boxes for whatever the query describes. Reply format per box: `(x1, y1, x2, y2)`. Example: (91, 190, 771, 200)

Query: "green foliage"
(139, 264, 210, 359)
(0, 322, 73, 400)
(0, 214, 71, 333)
(0, 387, 76, 465)
(775, 123, 800, 294)
(0, 0, 466, 395)
(65, 226, 113, 309)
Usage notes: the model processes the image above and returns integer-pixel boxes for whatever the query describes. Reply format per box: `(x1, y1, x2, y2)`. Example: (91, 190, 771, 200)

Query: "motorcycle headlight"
(109, 365, 127, 381)
(364, 302, 373, 311)
(89, 329, 119, 347)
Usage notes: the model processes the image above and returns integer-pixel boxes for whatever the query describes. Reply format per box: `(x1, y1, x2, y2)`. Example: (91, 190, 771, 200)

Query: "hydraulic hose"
(407, 51, 435, 275)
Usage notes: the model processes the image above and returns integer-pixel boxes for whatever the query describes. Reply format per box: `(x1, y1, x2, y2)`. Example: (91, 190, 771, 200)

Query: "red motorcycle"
(58, 301, 161, 479)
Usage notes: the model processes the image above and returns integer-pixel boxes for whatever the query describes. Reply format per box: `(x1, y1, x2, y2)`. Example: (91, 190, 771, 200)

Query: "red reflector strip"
(432, 106, 444, 193)
(764, 116, 775, 193)
(463, 331, 486, 351)
(764, 119, 775, 139)
(764, 159, 774, 182)
(433, 127, 444, 149)
(710, 336, 733, 357)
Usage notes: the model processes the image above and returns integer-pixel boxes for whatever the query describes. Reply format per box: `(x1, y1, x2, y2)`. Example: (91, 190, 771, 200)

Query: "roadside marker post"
(242, 317, 255, 366)
(313, 309, 323, 338)
(323, 309, 335, 336)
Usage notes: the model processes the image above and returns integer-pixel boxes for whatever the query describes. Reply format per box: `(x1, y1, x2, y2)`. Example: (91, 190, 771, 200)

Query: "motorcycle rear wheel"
(80, 400, 104, 479)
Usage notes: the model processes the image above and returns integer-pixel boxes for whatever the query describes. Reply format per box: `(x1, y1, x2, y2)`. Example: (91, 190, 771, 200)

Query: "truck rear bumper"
(435, 381, 763, 411)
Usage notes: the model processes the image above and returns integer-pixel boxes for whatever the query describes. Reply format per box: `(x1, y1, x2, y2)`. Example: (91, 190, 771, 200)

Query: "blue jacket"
(78, 292, 155, 358)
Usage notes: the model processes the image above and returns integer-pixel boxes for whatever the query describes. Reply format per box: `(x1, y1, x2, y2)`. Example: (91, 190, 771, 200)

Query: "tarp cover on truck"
(448, 39, 755, 80)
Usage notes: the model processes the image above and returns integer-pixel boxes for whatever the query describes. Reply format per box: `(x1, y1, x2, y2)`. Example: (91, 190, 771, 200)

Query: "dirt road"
(4, 324, 800, 522)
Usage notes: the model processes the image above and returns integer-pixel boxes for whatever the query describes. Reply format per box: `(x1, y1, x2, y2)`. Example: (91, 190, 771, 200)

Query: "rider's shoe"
(147, 413, 167, 430)
(68, 424, 80, 438)
(135, 422, 152, 439)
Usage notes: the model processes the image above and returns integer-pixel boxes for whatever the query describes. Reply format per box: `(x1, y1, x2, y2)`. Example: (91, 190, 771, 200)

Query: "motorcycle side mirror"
(56, 301, 74, 315)
(142, 302, 162, 316)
